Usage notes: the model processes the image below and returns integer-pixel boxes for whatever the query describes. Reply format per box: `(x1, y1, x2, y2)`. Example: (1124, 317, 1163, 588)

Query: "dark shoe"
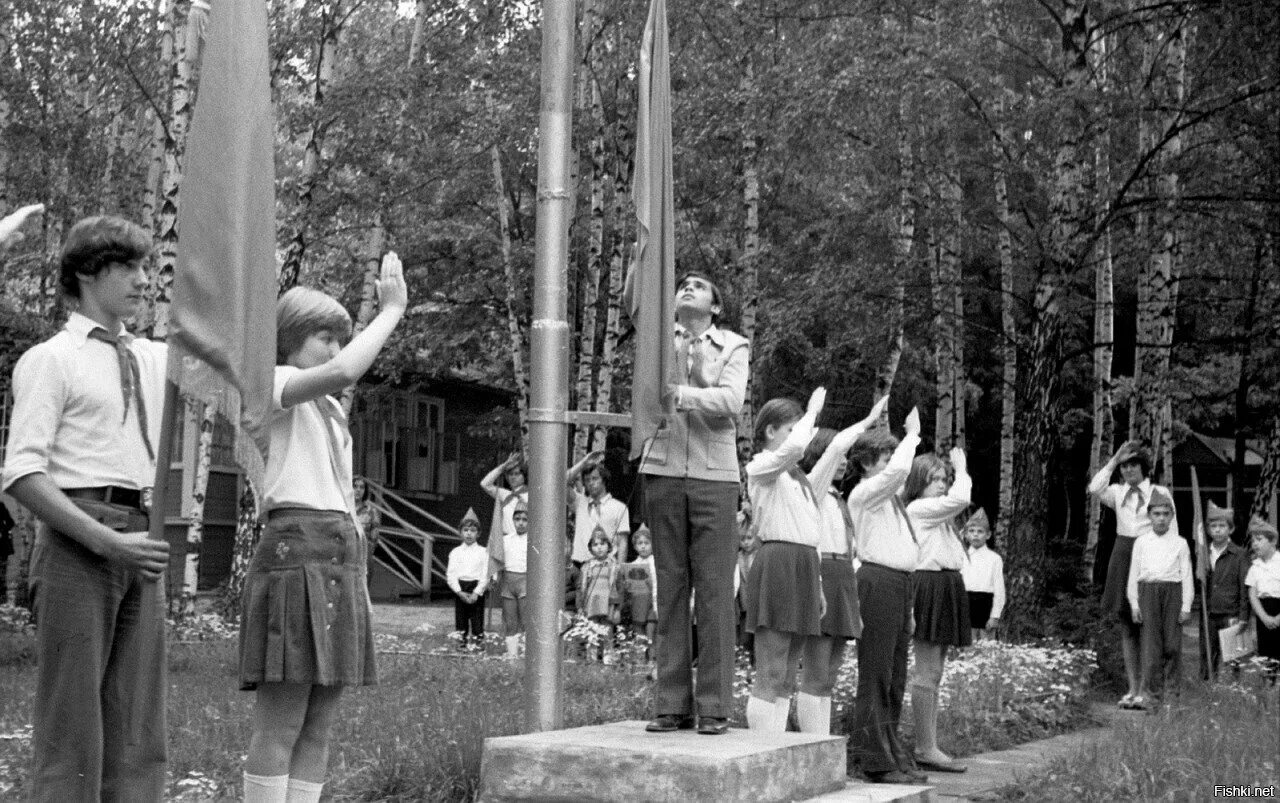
(915, 757, 967, 773)
(866, 770, 925, 784)
(697, 716, 730, 735)
(645, 714, 695, 732)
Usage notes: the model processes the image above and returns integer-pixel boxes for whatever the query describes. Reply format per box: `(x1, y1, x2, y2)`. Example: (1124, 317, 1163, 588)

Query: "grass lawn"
(0, 606, 1100, 801)
(997, 666, 1280, 801)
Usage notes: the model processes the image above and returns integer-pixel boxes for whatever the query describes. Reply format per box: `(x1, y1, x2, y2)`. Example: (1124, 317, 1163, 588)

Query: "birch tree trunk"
(1251, 414, 1280, 524)
(340, 221, 384, 416)
(1005, 0, 1093, 636)
(493, 144, 529, 450)
(219, 481, 261, 623)
(152, 0, 194, 338)
(736, 64, 760, 454)
(278, 3, 343, 294)
(593, 110, 633, 454)
(1085, 34, 1115, 576)
(1231, 236, 1266, 529)
(1131, 21, 1187, 484)
(874, 105, 914, 424)
(573, 5, 606, 462)
(179, 400, 216, 616)
(934, 137, 964, 450)
(992, 117, 1018, 548)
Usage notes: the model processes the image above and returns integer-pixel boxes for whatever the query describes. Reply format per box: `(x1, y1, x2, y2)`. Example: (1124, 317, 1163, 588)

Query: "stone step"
(478, 720, 848, 802)
(806, 780, 935, 802)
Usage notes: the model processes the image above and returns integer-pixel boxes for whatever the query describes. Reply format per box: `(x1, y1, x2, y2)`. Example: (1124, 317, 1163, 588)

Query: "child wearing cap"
(446, 508, 489, 651)
(1125, 488, 1192, 709)
(960, 509, 1005, 642)
(1245, 516, 1280, 681)
(1202, 500, 1248, 679)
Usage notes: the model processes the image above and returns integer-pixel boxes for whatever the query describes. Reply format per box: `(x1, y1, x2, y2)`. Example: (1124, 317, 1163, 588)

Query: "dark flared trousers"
(851, 562, 914, 774)
(1138, 580, 1183, 698)
(644, 474, 739, 719)
(29, 505, 167, 802)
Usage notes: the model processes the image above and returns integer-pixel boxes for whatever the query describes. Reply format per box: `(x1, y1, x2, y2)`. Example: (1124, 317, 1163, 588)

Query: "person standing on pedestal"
(636, 272, 748, 736)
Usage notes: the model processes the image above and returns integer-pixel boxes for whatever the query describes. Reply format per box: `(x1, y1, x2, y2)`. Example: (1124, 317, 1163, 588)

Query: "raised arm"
(481, 451, 519, 500)
(280, 252, 409, 407)
(809, 395, 889, 499)
(0, 203, 44, 251)
(847, 408, 922, 510)
(747, 388, 824, 481)
(908, 447, 973, 524)
(566, 450, 605, 486)
(1087, 440, 1139, 507)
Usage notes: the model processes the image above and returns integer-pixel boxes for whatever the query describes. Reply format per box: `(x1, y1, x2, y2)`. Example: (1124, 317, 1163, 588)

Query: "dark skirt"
(1102, 536, 1137, 626)
(913, 569, 972, 647)
(1259, 598, 1280, 661)
(967, 591, 994, 629)
(239, 509, 377, 689)
(745, 541, 822, 636)
(819, 557, 861, 639)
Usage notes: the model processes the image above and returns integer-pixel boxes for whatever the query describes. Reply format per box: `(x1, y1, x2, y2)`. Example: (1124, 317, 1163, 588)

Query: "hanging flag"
(627, 0, 677, 460)
(167, 0, 277, 487)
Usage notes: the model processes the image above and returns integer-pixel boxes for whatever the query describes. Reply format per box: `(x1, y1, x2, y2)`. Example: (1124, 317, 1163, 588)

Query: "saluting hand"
(859, 395, 890, 430)
(903, 407, 921, 437)
(0, 203, 44, 250)
(377, 251, 409, 312)
(807, 387, 827, 419)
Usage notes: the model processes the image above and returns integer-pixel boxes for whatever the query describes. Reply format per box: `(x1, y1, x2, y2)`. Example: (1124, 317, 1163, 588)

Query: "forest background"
(0, 0, 1278, 636)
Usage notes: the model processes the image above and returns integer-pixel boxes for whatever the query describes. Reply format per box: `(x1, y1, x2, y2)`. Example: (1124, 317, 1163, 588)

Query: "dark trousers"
(1138, 581, 1182, 698)
(852, 563, 914, 774)
(644, 475, 739, 719)
(30, 503, 167, 802)
(454, 579, 484, 638)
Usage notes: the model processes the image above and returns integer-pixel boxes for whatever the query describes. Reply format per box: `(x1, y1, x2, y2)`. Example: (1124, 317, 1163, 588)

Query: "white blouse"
(962, 545, 1006, 619)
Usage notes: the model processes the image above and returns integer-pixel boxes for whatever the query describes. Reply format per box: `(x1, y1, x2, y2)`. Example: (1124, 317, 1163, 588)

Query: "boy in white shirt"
(499, 499, 531, 658)
(960, 509, 1005, 641)
(2, 215, 170, 802)
(446, 508, 489, 651)
(1126, 488, 1191, 709)
(1245, 517, 1280, 681)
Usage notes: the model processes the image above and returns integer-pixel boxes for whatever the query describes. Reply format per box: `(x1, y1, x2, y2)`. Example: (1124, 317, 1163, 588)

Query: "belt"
(65, 486, 147, 512)
(820, 552, 849, 561)
(266, 507, 347, 521)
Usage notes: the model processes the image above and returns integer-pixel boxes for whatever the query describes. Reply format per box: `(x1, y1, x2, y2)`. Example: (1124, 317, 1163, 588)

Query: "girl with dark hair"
(903, 447, 972, 774)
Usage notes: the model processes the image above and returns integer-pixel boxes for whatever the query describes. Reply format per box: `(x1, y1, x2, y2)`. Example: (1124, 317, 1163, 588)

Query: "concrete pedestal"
(477, 720, 847, 802)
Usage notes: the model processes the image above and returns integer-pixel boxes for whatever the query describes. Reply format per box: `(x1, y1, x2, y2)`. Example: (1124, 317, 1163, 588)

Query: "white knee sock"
(285, 777, 324, 803)
(773, 695, 792, 731)
(746, 695, 776, 730)
(243, 772, 288, 803)
(795, 692, 831, 735)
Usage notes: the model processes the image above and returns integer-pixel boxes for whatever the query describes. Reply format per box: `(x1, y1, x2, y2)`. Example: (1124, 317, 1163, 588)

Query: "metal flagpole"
(524, 0, 576, 732)
(148, 380, 183, 580)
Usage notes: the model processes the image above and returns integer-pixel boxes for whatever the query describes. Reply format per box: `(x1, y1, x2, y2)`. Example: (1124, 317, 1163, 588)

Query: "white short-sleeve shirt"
(262, 365, 351, 513)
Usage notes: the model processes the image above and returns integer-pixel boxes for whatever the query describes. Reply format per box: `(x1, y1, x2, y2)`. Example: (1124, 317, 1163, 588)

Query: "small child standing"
(446, 508, 489, 651)
(1202, 501, 1248, 679)
(960, 509, 1005, 642)
(617, 525, 658, 645)
(499, 499, 531, 659)
(1125, 488, 1192, 709)
(1245, 517, 1280, 682)
(579, 526, 620, 661)
(735, 509, 759, 653)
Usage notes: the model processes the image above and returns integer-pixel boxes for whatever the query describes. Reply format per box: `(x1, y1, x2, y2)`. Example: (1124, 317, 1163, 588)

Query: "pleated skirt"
(744, 540, 822, 636)
(912, 569, 972, 647)
(819, 556, 861, 639)
(239, 509, 377, 689)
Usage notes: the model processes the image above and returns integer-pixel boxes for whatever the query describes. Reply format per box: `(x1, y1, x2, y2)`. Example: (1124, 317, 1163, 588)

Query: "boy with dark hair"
(567, 450, 631, 565)
(447, 508, 489, 651)
(629, 269, 749, 736)
(1087, 439, 1178, 709)
(2, 215, 170, 801)
(1201, 500, 1248, 679)
(1126, 488, 1191, 709)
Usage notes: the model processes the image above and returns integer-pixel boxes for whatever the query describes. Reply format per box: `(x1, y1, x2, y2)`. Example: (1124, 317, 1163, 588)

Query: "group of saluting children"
(1090, 440, 1280, 713)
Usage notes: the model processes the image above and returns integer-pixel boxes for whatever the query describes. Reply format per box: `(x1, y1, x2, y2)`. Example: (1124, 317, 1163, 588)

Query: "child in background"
(1245, 516, 1280, 682)
(960, 509, 1004, 642)
(579, 525, 620, 661)
(617, 526, 658, 646)
(500, 500, 531, 659)
(239, 254, 407, 803)
(735, 508, 759, 654)
(1202, 501, 1248, 679)
(1126, 488, 1192, 709)
(446, 508, 488, 651)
